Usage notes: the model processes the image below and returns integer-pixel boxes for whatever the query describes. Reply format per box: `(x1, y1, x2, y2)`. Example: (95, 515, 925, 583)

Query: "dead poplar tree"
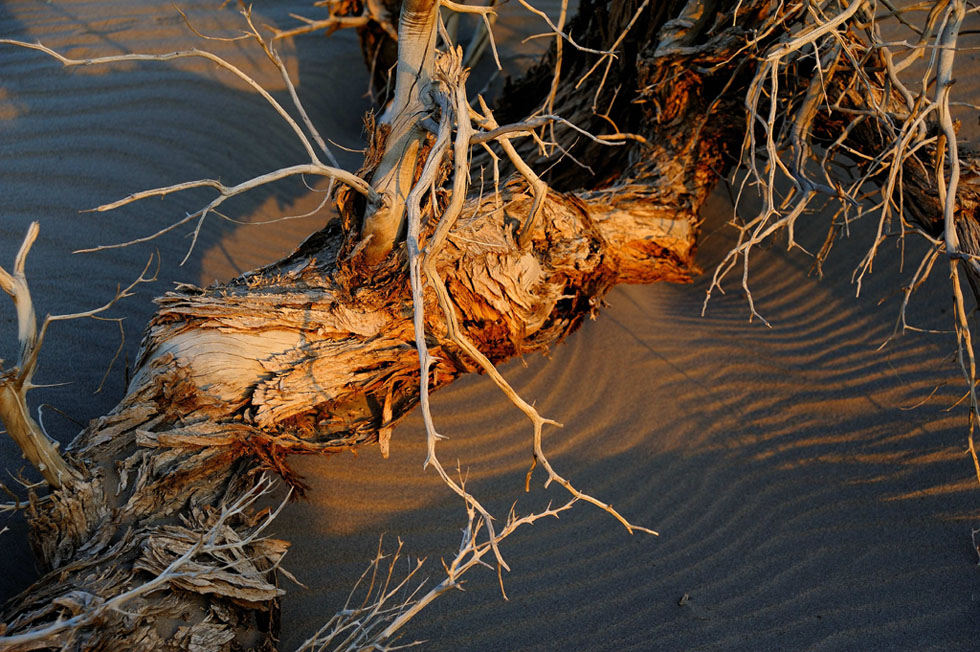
(2, 0, 980, 649)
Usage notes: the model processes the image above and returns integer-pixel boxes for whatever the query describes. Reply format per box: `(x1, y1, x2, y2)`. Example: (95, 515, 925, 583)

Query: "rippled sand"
(1, 1, 979, 650)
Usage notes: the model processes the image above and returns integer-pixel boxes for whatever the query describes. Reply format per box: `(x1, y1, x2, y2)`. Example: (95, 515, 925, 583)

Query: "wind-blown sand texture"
(1, 1, 979, 649)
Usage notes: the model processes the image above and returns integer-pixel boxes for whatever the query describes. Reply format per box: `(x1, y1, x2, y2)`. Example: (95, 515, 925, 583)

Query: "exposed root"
(699, 0, 980, 489)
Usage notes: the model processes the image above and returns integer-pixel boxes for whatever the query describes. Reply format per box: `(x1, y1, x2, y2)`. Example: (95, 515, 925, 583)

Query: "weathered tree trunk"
(0, 4, 743, 648)
(4, 0, 980, 649)
(0, 193, 703, 650)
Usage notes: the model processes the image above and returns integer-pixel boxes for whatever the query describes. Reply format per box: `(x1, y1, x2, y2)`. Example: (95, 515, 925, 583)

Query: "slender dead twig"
(0, 39, 374, 263)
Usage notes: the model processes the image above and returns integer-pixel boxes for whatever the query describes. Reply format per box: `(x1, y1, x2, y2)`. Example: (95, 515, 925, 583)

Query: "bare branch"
(78, 164, 374, 263)
(1, 37, 376, 263)
(0, 224, 81, 489)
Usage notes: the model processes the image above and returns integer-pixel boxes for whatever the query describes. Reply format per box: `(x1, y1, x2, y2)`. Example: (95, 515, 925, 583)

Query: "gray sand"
(2, 1, 979, 649)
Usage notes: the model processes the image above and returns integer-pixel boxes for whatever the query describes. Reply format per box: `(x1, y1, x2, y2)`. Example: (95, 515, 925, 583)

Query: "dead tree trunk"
(3, 0, 980, 649)
(1, 188, 701, 650)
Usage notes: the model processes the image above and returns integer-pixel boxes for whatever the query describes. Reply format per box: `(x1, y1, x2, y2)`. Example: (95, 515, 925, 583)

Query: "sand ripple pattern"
(282, 210, 979, 651)
(1, 2, 979, 651)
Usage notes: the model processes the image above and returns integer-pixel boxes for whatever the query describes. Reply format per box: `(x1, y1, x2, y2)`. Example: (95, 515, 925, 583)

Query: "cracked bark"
(6, 1, 979, 649)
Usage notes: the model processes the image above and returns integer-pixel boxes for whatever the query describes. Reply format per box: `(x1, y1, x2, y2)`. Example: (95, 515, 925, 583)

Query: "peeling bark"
(0, 2, 767, 648)
(5, 0, 977, 650)
(0, 178, 706, 649)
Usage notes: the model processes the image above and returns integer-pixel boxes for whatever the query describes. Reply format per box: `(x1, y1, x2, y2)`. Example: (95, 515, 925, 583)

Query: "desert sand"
(1, 1, 979, 650)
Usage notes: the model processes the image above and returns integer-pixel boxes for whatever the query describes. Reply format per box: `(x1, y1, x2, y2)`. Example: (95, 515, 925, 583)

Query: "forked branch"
(0, 223, 157, 489)
(0, 223, 78, 489)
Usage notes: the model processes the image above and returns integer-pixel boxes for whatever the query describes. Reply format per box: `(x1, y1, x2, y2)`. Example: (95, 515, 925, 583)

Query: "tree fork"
(357, 0, 441, 265)
(7, 0, 979, 649)
(0, 2, 788, 648)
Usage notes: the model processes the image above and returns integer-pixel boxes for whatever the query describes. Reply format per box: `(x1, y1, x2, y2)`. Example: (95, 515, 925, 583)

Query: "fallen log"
(4, 0, 980, 649)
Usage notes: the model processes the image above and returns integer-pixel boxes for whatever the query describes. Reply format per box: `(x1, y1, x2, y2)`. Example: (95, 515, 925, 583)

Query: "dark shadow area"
(0, 0, 370, 602)
(1, 2, 978, 651)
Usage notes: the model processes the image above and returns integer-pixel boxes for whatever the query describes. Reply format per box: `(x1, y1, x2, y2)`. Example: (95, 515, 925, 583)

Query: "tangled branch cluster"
(700, 0, 980, 483)
(3, 0, 980, 648)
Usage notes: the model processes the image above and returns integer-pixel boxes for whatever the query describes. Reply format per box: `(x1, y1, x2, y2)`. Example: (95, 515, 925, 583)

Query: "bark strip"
(6, 1, 977, 650)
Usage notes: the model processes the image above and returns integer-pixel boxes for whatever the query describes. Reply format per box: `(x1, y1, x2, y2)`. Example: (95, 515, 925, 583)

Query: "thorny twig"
(404, 31, 654, 583)
(294, 486, 577, 651)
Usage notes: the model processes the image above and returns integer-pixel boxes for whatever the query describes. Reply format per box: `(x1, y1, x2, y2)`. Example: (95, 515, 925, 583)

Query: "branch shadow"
(0, 0, 371, 602)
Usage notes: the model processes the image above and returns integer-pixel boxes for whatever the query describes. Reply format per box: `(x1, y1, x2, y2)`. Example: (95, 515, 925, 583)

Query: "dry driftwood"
(3, 0, 980, 650)
(0, 2, 735, 647)
(0, 120, 719, 643)
(0, 181, 706, 650)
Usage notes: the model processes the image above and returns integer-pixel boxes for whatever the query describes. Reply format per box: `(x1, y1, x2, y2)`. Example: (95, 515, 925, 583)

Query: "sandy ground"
(2, 1, 980, 650)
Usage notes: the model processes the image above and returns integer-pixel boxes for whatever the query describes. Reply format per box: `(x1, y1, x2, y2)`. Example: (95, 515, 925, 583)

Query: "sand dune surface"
(1, 1, 979, 650)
